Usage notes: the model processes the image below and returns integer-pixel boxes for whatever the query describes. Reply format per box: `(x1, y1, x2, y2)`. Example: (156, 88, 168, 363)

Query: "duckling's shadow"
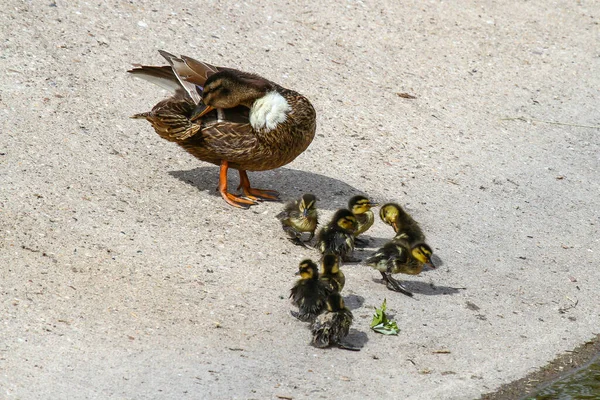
(354, 235, 394, 250)
(344, 294, 365, 311)
(372, 278, 464, 296)
(169, 166, 364, 210)
(343, 329, 369, 349)
(431, 254, 444, 268)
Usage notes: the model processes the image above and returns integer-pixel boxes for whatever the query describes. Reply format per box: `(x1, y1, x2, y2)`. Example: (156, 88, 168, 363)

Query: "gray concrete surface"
(1, 0, 599, 399)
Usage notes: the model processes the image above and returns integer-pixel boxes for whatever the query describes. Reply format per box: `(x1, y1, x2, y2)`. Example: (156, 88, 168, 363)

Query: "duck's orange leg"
(219, 161, 258, 208)
(238, 170, 280, 201)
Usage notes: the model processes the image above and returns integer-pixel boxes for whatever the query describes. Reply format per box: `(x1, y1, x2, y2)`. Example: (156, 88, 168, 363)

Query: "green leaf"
(370, 298, 400, 335)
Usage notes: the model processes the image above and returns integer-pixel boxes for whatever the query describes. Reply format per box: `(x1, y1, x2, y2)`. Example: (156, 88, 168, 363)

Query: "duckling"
(348, 195, 378, 246)
(129, 50, 316, 209)
(316, 209, 358, 261)
(310, 292, 354, 348)
(276, 194, 318, 246)
(319, 254, 345, 293)
(379, 202, 425, 245)
(290, 259, 331, 322)
(380, 202, 436, 267)
(365, 241, 434, 297)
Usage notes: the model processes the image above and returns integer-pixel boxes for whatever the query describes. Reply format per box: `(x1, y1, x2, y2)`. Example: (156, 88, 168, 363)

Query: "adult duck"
(129, 50, 316, 208)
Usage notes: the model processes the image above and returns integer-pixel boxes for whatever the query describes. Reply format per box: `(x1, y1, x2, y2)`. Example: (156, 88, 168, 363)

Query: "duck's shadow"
(169, 166, 364, 210)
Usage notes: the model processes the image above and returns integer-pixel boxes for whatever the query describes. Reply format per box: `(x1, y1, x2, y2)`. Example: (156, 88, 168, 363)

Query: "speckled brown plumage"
(129, 50, 316, 208)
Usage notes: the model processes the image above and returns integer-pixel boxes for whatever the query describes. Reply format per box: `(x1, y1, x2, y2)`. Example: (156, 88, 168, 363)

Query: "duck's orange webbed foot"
(221, 191, 258, 209)
(219, 161, 259, 209)
(238, 171, 280, 202)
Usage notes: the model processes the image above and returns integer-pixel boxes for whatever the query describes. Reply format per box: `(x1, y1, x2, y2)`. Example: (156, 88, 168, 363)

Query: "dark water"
(525, 356, 600, 400)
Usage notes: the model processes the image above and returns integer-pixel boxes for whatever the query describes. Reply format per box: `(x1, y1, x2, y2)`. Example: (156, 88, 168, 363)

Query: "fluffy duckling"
(316, 209, 358, 261)
(381, 203, 435, 265)
(365, 241, 434, 297)
(310, 292, 353, 348)
(290, 259, 331, 321)
(348, 195, 378, 246)
(319, 254, 345, 293)
(379, 202, 425, 245)
(276, 194, 318, 246)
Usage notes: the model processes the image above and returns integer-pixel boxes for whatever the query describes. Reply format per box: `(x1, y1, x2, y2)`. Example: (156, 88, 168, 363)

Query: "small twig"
(558, 298, 579, 314)
(396, 92, 417, 99)
(501, 116, 600, 129)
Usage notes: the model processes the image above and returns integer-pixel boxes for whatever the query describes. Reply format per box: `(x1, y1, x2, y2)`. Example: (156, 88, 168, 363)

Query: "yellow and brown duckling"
(348, 195, 378, 246)
(290, 259, 331, 322)
(319, 254, 345, 293)
(129, 50, 316, 209)
(380, 202, 425, 245)
(310, 292, 354, 348)
(316, 209, 358, 262)
(276, 194, 318, 246)
(381, 202, 435, 265)
(365, 240, 434, 297)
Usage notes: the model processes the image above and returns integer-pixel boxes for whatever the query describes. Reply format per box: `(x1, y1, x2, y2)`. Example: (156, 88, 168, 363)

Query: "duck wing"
(128, 64, 181, 93)
(157, 50, 223, 104)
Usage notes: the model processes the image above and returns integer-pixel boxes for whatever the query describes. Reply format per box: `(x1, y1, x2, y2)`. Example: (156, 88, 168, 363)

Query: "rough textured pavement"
(1, 0, 599, 399)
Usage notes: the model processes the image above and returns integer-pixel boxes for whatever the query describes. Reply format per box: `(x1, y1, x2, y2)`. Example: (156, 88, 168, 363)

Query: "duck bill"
(426, 258, 436, 269)
(294, 271, 301, 276)
(302, 208, 309, 218)
(190, 104, 214, 121)
(392, 221, 399, 232)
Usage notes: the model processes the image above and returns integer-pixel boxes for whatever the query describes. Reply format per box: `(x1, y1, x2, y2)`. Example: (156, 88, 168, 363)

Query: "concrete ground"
(1, 0, 599, 399)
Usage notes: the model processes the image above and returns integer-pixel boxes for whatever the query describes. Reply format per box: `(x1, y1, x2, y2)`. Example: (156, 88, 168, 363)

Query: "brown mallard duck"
(129, 50, 317, 208)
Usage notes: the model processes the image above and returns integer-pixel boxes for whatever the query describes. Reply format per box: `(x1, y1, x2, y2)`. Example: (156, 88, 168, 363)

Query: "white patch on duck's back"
(249, 91, 291, 132)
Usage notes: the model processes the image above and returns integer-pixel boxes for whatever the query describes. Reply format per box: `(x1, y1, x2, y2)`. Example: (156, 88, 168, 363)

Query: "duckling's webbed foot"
(287, 237, 309, 248)
(238, 170, 280, 202)
(282, 226, 308, 247)
(290, 310, 314, 322)
(342, 255, 361, 263)
(381, 272, 413, 297)
(354, 237, 370, 248)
